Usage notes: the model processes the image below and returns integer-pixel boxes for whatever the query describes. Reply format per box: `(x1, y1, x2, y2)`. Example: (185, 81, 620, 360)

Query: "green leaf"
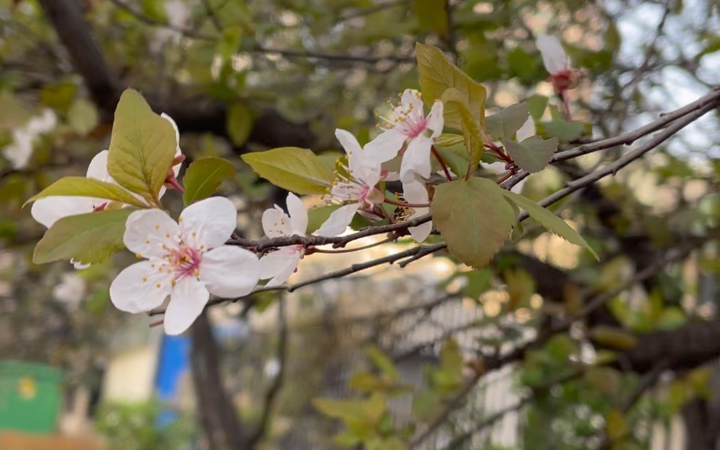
(605, 409, 627, 440)
(365, 346, 399, 380)
(107, 89, 177, 200)
(590, 326, 638, 350)
(68, 98, 99, 135)
(485, 103, 529, 140)
(462, 269, 493, 298)
(585, 367, 621, 395)
(412, 390, 443, 422)
(413, 0, 447, 33)
(528, 95, 548, 120)
(435, 133, 465, 147)
(657, 307, 686, 330)
(216, 26, 243, 65)
(33, 209, 134, 265)
(348, 372, 411, 394)
(499, 190, 599, 259)
(242, 147, 333, 195)
(226, 103, 253, 146)
(435, 145, 468, 179)
(307, 204, 342, 233)
(0, 91, 30, 131)
(504, 267, 535, 310)
(441, 88, 484, 177)
(541, 119, 585, 141)
(26, 177, 148, 208)
(432, 177, 514, 268)
(182, 157, 236, 205)
(313, 393, 386, 428)
(416, 42, 487, 130)
(439, 338, 463, 375)
(504, 136, 558, 173)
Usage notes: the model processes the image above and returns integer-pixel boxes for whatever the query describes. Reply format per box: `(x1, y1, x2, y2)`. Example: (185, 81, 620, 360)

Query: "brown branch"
(37, 0, 119, 114)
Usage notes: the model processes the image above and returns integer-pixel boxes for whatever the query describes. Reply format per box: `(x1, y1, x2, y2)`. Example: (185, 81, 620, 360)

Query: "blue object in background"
(154, 334, 190, 427)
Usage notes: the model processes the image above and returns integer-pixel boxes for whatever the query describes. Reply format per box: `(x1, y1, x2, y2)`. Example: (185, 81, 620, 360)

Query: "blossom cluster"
(30, 88, 450, 335)
(29, 36, 574, 335)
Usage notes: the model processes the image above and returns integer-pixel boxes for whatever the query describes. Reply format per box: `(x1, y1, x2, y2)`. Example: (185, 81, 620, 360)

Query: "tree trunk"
(190, 310, 245, 450)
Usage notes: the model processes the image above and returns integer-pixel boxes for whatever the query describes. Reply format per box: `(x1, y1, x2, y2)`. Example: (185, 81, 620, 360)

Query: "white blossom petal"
(516, 116, 536, 142)
(163, 277, 209, 335)
(86, 150, 111, 181)
(402, 179, 432, 243)
(400, 136, 433, 182)
(262, 206, 293, 238)
(200, 246, 259, 298)
(179, 196, 237, 249)
(161, 113, 180, 150)
(537, 35, 568, 74)
(400, 89, 425, 112)
(363, 130, 406, 165)
(286, 193, 308, 235)
(427, 101, 445, 138)
(335, 128, 363, 157)
(124, 209, 181, 258)
(72, 260, 91, 270)
(3, 129, 34, 169)
(316, 203, 360, 237)
(259, 247, 302, 286)
(110, 260, 173, 313)
(31, 196, 96, 228)
(409, 221, 432, 243)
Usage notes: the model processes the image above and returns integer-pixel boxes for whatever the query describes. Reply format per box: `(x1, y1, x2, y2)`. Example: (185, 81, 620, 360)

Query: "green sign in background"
(0, 361, 63, 435)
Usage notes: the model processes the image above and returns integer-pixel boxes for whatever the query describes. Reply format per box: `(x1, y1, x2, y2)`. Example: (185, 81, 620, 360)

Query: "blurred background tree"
(1, 0, 720, 449)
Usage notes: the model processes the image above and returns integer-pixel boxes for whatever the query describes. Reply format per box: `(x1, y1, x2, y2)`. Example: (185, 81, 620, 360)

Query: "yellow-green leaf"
(313, 394, 386, 428)
(504, 136, 558, 173)
(440, 88, 484, 177)
(499, 190, 599, 259)
(590, 326, 638, 350)
(431, 177, 515, 268)
(416, 42, 487, 130)
(242, 147, 333, 195)
(33, 209, 134, 265)
(307, 204, 342, 233)
(485, 103, 529, 140)
(25, 177, 148, 208)
(435, 133, 465, 147)
(68, 98, 99, 135)
(365, 346, 400, 380)
(182, 157, 236, 205)
(226, 103, 253, 146)
(435, 145, 468, 178)
(605, 408, 627, 440)
(107, 89, 177, 200)
(585, 367, 621, 395)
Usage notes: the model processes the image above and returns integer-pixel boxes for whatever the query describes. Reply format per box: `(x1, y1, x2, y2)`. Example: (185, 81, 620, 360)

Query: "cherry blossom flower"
(3, 109, 57, 169)
(31, 150, 117, 230)
(402, 178, 432, 243)
(31, 114, 183, 229)
(316, 129, 384, 237)
(110, 197, 259, 335)
(364, 89, 444, 183)
(259, 193, 308, 286)
(536, 35, 578, 95)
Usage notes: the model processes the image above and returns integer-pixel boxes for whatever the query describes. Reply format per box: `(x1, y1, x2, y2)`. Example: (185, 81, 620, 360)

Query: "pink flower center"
(168, 244, 202, 279)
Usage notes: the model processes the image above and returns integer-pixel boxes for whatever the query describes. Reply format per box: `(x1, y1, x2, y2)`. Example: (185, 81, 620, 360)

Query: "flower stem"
(485, 142, 512, 163)
(431, 146, 453, 181)
(496, 171, 514, 185)
(165, 172, 185, 194)
(562, 90, 573, 122)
